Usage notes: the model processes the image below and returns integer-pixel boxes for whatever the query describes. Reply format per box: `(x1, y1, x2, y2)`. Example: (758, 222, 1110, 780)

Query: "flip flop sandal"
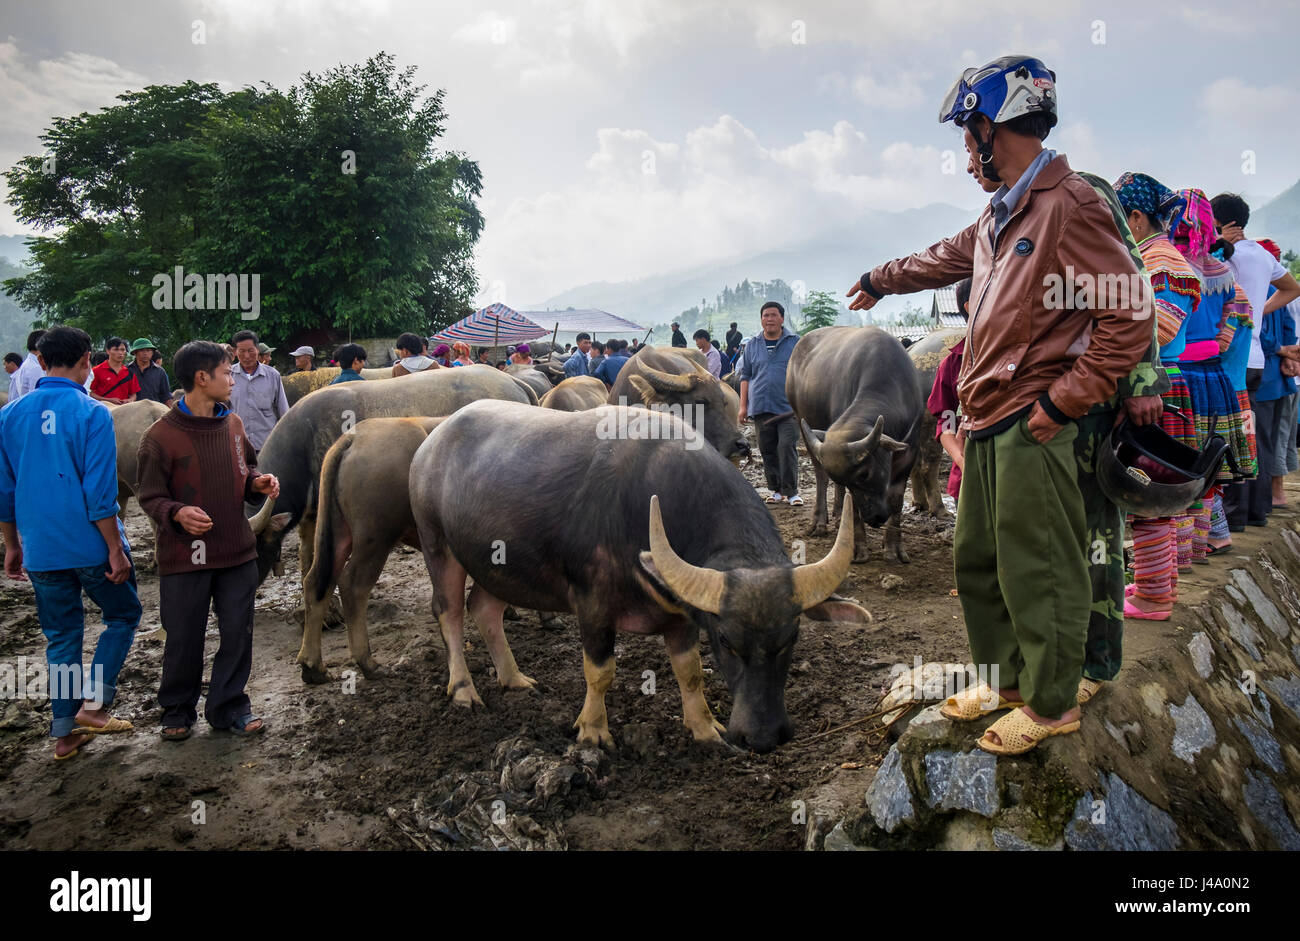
(940, 682, 1022, 720)
(160, 726, 192, 742)
(1205, 544, 1232, 557)
(54, 733, 94, 761)
(221, 714, 266, 736)
(1077, 678, 1104, 705)
(1124, 598, 1171, 621)
(977, 707, 1081, 756)
(76, 716, 134, 735)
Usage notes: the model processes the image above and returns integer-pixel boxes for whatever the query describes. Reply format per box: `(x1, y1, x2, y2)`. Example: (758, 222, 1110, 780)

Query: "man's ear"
(636, 551, 687, 614)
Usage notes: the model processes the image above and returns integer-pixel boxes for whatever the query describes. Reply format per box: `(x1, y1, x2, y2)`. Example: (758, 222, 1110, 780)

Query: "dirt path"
(0, 452, 966, 850)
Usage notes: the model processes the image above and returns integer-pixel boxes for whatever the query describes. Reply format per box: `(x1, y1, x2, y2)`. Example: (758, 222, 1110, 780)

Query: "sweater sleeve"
(82, 407, 122, 523)
(136, 433, 186, 534)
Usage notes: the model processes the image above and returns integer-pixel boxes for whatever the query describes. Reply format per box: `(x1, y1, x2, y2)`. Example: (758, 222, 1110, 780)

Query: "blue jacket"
(594, 352, 630, 386)
(738, 327, 799, 415)
(329, 369, 365, 384)
(564, 349, 590, 379)
(0, 376, 128, 571)
(1258, 287, 1298, 402)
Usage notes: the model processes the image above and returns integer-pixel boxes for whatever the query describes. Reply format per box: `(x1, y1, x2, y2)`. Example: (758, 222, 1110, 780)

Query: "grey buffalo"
(607, 347, 749, 463)
(409, 400, 871, 752)
(786, 326, 922, 563)
(252, 365, 534, 589)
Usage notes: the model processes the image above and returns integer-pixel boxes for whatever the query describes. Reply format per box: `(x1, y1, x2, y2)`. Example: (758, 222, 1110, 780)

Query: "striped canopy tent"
(431, 304, 645, 347)
(430, 303, 546, 346)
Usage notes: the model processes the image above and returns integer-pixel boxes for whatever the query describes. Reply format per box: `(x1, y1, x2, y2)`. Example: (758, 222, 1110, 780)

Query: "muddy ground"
(0, 446, 966, 851)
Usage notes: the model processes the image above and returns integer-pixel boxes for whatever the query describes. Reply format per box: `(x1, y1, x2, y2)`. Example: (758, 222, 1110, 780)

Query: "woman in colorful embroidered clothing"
(1170, 188, 1254, 564)
(1113, 174, 1200, 620)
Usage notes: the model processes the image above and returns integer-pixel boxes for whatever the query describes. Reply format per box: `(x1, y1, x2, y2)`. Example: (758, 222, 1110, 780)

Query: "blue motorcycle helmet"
(939, 56, 1057, 182)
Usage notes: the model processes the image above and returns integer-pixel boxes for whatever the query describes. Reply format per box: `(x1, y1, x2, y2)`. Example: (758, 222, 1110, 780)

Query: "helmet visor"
(938, 68, 977, 123)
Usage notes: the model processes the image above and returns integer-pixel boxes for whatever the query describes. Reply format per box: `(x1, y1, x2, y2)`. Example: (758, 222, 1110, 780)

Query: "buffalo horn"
(646, 495, 725, 614)
(247, 495, 276, 535)
(640, 366, 695, 394)
(791, 493, 855, 609)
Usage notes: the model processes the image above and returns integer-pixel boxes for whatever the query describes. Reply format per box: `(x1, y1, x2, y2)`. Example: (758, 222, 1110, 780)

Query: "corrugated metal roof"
(938, 313, 966, 329)
(932, 286, 959, 316)
(881, 324, 934, 341)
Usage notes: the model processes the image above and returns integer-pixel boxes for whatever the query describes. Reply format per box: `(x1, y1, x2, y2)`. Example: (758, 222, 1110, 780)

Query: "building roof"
(931, 286, 959, 317)
(881, 323, 934, 341)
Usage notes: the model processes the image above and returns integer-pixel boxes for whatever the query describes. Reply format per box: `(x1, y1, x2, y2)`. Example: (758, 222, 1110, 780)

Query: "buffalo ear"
(636, 551, 687, 615)
(269, 512, 293, 534)
(803, 596, 873, 624)
(627, 375, 659, 405)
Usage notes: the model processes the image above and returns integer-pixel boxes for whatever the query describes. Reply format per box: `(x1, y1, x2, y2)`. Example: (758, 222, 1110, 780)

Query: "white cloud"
(1180, 7, 1256, 34)
(1201, 77, 1300, 127)
(474, 114, 976, 304)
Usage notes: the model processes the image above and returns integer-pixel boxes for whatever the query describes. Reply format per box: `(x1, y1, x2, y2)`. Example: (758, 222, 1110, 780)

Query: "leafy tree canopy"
(4, 53, 483, 353)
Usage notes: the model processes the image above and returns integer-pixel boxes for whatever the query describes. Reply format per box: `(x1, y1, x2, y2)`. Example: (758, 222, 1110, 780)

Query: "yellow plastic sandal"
(940, 682, 1022, 720)
(1076, 678, 1103, 705)
(977, 707, 1080, 756)
(76, 716, 134, 735)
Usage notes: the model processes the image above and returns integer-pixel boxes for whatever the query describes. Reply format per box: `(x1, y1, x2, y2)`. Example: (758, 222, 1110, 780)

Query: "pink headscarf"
(1171, 188, 1216, 263)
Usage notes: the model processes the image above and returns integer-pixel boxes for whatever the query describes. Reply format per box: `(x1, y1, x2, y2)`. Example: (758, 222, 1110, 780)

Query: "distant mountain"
(0, 234, 33, 265)
(532, 202, 977, 333)
(1251, 180, 1300, 255)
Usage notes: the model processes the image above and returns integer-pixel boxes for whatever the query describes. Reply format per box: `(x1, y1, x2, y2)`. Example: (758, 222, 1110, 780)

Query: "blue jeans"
(28, 561, 142, 737)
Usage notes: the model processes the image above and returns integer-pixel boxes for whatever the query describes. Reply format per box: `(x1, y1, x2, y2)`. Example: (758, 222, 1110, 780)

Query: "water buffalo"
(636, 344, 708, 370)
(252, 365, 534, 588)
(786, 326, 922, 564)
(111, 399, 170, 519)
(299, 416, 444, 682)
(505, 364, 554, 400)
(283, 367, 395, 406)
(409, 400, 871, 752)
(539, 376, 607, 411)
(905, 328, 964, 516)
(607, 347, 749, 463)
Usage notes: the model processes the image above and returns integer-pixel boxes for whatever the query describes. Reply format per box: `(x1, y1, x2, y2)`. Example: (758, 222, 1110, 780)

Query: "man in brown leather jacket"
(847, 57, 1151, 754)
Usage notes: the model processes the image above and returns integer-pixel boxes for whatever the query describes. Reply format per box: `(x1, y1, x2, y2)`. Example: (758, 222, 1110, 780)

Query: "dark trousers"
(755, 412, 799, 497)
(158, 559, 258, 729)
(1224, 368, 1270, 527)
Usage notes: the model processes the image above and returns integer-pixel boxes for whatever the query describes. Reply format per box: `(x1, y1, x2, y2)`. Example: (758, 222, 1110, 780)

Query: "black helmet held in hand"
(1097, 415, 1232, 518)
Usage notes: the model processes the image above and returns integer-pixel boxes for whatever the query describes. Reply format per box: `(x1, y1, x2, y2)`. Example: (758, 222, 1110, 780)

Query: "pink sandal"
(1124, 598, 1171, 621)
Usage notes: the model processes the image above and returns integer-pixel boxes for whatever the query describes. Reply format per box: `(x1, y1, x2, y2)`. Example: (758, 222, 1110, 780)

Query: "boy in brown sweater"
(137, 341, 279, 741)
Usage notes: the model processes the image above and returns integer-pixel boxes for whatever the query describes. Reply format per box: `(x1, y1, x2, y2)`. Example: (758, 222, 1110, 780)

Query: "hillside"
(1251, 180, 1300, 254)
(534, 202, 976, 332)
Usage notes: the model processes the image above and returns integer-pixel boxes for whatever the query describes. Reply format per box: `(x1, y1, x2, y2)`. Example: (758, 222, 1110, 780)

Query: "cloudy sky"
(2, 0, 1298, 306)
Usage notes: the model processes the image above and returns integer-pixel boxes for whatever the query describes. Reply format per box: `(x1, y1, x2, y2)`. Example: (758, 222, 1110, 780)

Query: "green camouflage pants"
(1074, 409, 1126, 682)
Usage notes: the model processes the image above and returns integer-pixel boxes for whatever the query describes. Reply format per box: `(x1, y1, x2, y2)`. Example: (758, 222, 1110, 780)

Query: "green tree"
(4, 53, 483, 352)
(893, 302, 933, 328)
(797, 290, 840, 335)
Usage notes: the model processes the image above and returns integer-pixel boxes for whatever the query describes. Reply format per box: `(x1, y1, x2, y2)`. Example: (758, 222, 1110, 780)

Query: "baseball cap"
(257, 342, 275, 355)
(289, 346, 315, 357)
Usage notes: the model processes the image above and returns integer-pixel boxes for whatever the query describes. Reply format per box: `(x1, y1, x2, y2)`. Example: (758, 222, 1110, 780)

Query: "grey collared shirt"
(228, 362, 289, 451)
(991, 148, 1056, 241)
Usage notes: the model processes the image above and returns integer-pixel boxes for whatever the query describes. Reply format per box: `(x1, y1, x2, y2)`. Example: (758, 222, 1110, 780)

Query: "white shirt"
(11, 351, 43, 401)
(1229, 240, 1287, 370)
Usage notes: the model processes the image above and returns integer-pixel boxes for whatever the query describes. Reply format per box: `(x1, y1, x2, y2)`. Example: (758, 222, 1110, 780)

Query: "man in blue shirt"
(738, 302, 801, 505)
(593, 339, 631, 388)
(0, 327, 141, 760)
(564, 333, 593, 379)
